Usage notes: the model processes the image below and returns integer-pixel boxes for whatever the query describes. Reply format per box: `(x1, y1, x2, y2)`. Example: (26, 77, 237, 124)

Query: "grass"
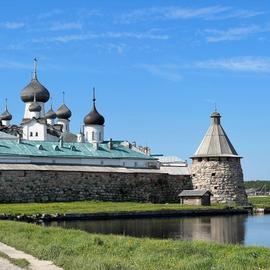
(249, 196, 270, 208)
(0, 250, 30, 269)
(0, 221, 268, 270)
(0, 201, 233, 215)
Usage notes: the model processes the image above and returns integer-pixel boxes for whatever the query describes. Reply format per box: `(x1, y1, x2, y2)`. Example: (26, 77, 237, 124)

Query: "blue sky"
(0, 0, 270, 179)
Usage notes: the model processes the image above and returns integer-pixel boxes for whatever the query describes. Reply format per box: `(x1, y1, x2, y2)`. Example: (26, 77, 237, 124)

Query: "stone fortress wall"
(0, 165, 192, 203)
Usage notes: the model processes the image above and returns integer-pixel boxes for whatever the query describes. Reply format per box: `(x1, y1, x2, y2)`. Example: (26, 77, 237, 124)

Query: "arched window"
(30, 132, 33, 137)
(35, 132, 38, 137)
(92, 131, 95, 140)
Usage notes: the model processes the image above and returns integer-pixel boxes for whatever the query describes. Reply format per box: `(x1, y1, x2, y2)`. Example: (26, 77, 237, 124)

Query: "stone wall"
(0, 170, 192, 203)
(191, 158, 247, 205)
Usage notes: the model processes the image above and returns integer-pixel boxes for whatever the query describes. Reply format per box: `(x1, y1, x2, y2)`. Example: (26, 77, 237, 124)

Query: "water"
(45, 214, 270, 247)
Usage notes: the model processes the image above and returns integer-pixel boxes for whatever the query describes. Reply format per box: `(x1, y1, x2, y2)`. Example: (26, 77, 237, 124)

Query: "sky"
(0, 0, 270, 180)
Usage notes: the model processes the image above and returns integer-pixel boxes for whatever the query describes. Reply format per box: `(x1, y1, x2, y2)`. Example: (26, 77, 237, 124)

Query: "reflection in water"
(46, 215, 247, 245)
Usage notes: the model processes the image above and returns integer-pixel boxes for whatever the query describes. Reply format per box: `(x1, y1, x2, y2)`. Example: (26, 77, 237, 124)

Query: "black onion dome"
(21, 78, 50, 103)
(84, 104, 105, 125)
(29, 101, 41, 112)
(0, 110, 12, 121)
(20, 59, 50, 103)
(84, 88, 105, 125)
(56, 104, 72, 119)
(45, 107, 57, 119)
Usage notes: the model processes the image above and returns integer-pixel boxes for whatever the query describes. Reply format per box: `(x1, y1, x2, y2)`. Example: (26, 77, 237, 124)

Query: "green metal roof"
(0, 139, 156, 160)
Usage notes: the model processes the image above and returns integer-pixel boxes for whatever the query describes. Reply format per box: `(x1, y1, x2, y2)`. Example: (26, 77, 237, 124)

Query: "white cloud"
(194, 57, 270, 73)
(119, 6, 263, 23)
(32, 31, 169, 43)
(0, 60, 30, 69)
(0, 22, 25, 29)
(205, 25, 270, 42)
(37, 9, 62, 19)
(139, 64, 183, 81)
(50, 22, 82, 31)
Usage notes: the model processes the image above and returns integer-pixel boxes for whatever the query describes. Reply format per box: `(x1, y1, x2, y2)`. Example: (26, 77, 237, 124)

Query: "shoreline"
(0, 208, 249, 222)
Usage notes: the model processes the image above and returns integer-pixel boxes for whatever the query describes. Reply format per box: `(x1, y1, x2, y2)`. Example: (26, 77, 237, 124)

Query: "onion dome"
(84, 88, 105, 125)
(20, 58, 50, 103)
(0, 99, 12, 121)
(29, 93, 41, 112)
(45, 105, 57, 119)
(56, 92, 72, 119)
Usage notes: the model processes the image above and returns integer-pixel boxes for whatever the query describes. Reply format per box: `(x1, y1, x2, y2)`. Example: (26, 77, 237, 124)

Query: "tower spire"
(5, 98, 8, 111)
(33, 58, 37, 79)
(93, 87, 96, 104)
(62, 91, 65, 104)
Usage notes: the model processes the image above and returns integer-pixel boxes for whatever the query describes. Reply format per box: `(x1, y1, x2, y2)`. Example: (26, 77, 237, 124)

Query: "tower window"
(214, 186, 218, 190)
(30, 132, 33, 137)
(35, 132, 38, 137)
(211, 173, 216, 177)
(92, 131, 95, 140)
(99, 132, 102, 141)
(193, 174, 196, 177)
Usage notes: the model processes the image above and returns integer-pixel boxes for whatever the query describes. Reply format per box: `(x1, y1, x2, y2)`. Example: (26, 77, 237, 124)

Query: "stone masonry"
(0, 169, 192, 203)
(191, 158, 247, 205)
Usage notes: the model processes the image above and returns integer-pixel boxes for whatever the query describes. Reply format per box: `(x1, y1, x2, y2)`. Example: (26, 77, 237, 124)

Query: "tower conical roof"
(192, 111, 239, 158)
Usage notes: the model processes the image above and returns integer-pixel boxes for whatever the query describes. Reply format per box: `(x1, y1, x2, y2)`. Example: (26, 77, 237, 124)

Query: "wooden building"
(178, 190, 213, 206)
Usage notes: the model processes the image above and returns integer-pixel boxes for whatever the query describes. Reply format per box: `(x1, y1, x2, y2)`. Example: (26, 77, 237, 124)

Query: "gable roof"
(192, 112, 239, 158)
(178, 190, 212, 197)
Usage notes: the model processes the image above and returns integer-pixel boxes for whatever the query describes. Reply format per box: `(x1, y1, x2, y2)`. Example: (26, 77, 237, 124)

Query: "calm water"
(45, 214, 270, 247)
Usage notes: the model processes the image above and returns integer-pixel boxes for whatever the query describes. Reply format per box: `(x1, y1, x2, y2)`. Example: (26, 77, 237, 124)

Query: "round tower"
(83, 88, 105, 143)
(191, 111, 247, 205)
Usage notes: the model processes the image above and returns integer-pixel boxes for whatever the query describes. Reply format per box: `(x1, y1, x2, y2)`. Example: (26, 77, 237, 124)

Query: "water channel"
(45, 214, 270, 247)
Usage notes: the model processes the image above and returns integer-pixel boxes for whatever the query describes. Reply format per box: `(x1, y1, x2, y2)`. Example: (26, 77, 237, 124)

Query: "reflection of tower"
(210, 216, 246, 244)
(191, 111, 247, 205)
(177, 215, 246, 244)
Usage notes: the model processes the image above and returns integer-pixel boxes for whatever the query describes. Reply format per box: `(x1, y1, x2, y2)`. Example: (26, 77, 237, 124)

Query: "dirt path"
(0, 242, 63, 270)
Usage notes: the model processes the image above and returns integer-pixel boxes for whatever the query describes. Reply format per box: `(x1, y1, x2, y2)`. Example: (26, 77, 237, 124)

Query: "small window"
(30, 132, 33, 137)
(211, 173, 216, 177)
(195, 186, 198, 189)
(92, 131, 95, 140)
(134, 162, 137, 167)
(35, 132, 38, 137)
(198, 158, 202, 162)
(214, 186, 218, 190)
(193, 174, 196, 177)
(99, 132, 102, 141)
(100, 161, 104, 165)
(123, 162, 126, 167)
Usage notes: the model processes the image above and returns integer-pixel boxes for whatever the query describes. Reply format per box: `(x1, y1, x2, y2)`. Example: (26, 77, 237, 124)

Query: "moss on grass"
(0, 221, 268, 270)
(0, 250, 30, 269)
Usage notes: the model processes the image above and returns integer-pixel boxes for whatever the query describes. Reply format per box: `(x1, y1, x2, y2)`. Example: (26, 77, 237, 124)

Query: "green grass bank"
(0, 221, 269, 270)
(249, 196, 270, 208)
(0, 201, 233, 215)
